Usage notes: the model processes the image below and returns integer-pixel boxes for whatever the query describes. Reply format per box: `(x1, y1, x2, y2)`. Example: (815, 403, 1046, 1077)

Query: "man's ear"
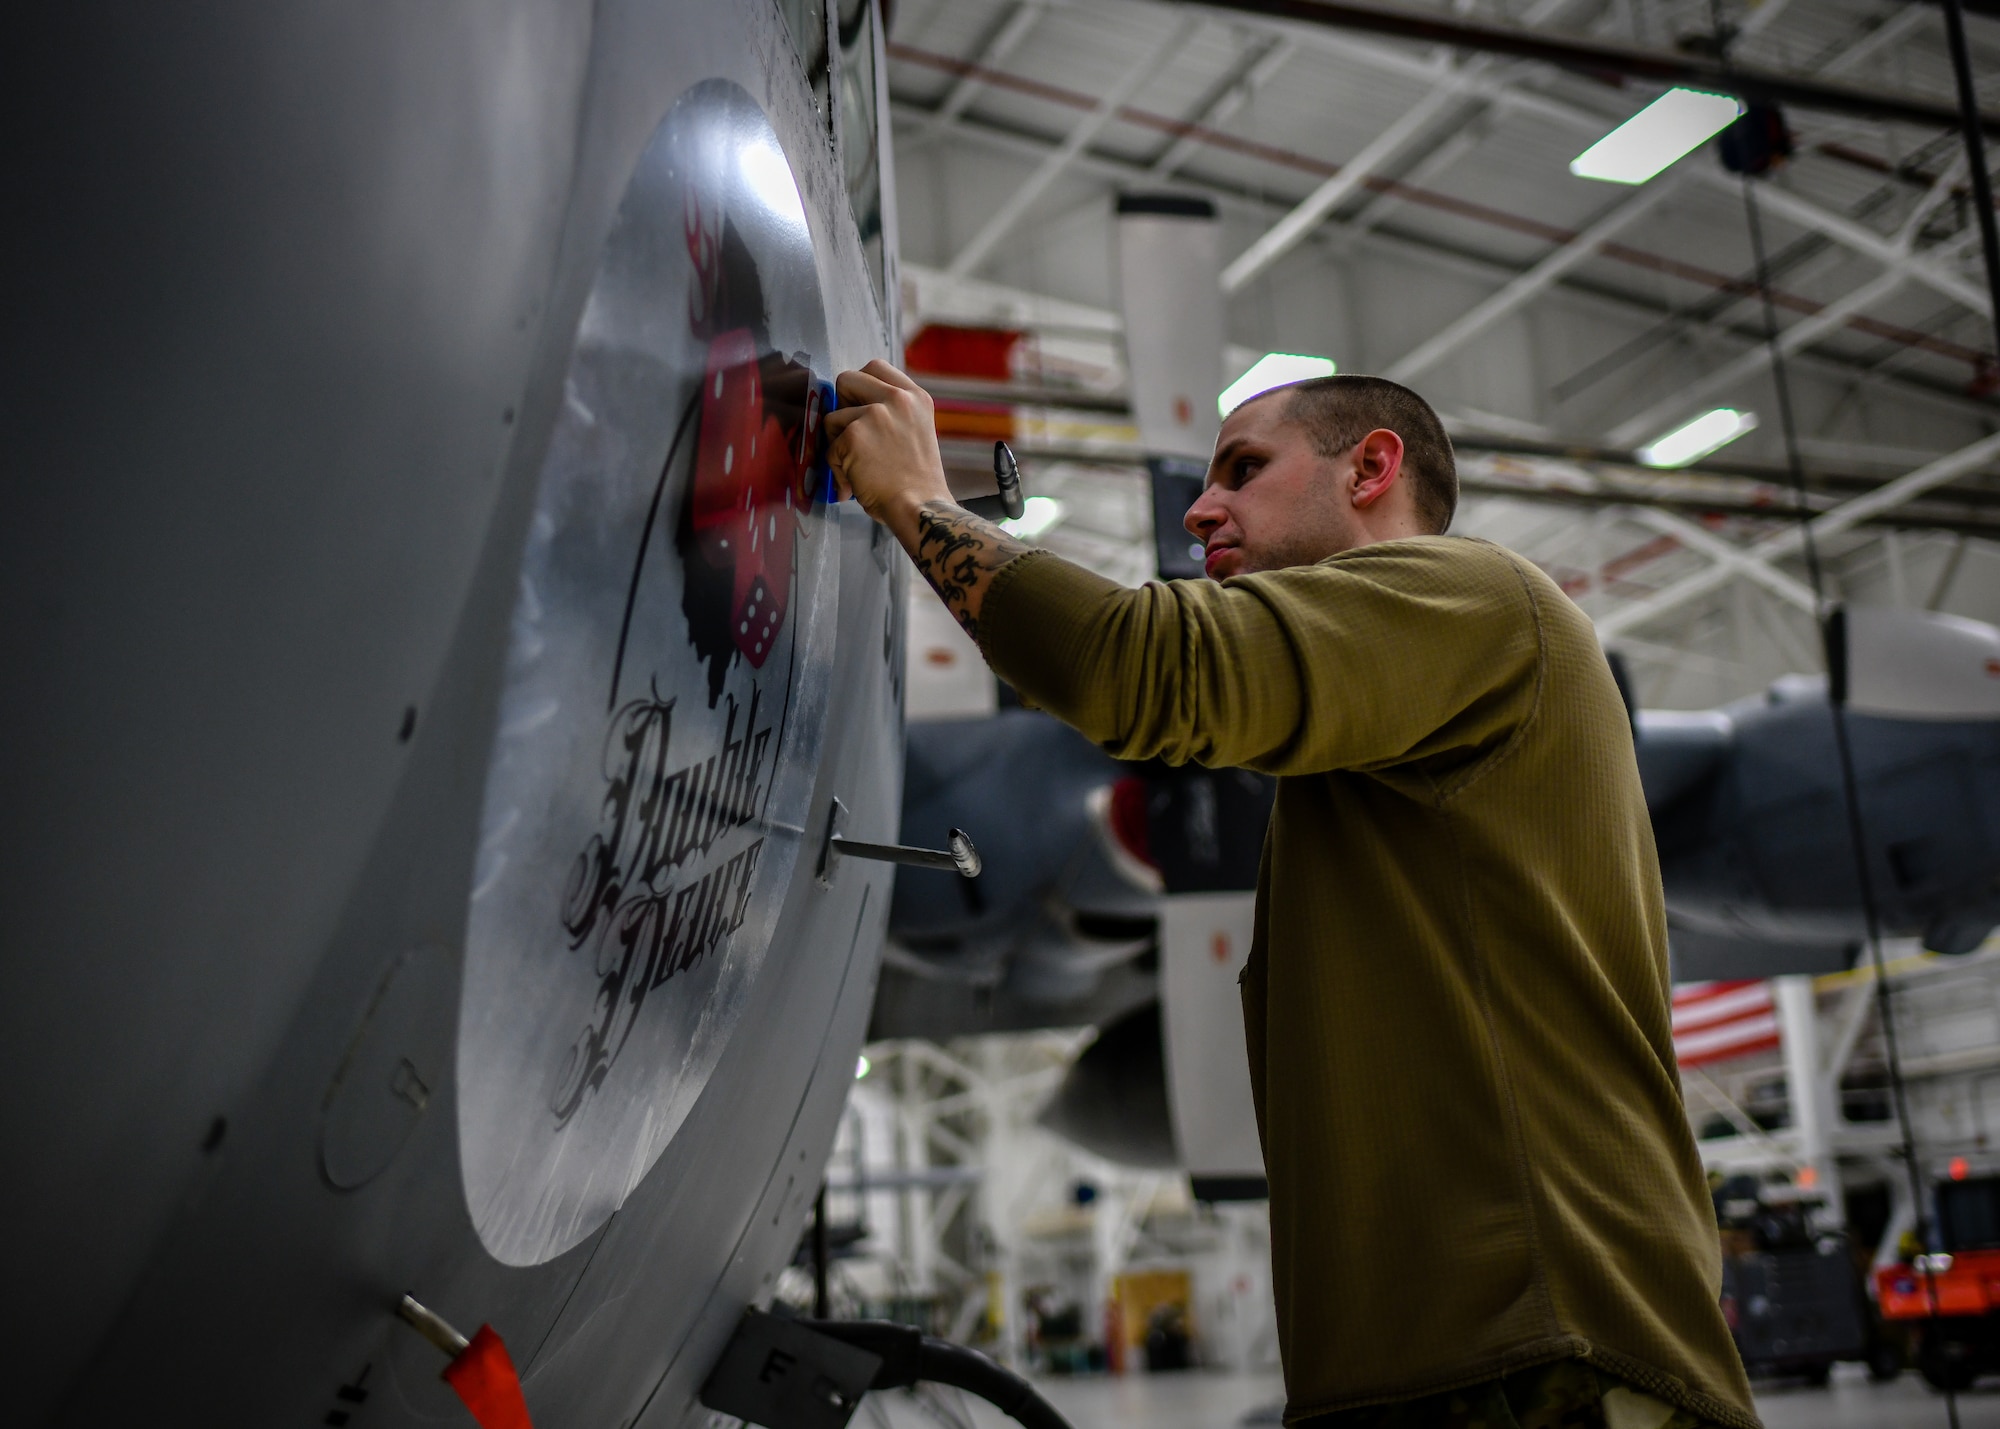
(1350, 428, 1405, 509)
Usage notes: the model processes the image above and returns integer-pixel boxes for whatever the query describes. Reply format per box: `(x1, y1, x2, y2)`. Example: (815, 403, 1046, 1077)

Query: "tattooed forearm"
(912, 500, 1033, 639)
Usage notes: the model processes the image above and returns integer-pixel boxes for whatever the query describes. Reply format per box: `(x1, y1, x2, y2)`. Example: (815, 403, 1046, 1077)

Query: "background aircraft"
(1634, 605, 2000, 979)
(884, 605, 2000, 1167)
(2, 2, 910, 1423)
(873, 713, 1164, 1041)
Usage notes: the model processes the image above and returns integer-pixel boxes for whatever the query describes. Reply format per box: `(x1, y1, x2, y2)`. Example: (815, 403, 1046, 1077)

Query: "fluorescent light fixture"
(1570, 88, 1744, 184)
(1218, 352, 1337, 416)
(1637, 408, 1758, 467)
(855, 1054, 871, 1080)
(1000, 495, 1065, 539)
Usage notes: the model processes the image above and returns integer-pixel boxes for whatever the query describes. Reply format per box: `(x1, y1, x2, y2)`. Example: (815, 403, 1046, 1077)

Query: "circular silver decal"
(458, 80, 838, 1266)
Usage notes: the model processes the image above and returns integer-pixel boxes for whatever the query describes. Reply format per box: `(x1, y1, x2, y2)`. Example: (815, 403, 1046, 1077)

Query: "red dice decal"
(690, 329, 821, 667)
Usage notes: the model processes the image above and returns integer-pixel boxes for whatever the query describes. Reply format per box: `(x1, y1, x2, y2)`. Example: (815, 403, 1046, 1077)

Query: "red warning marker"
(443, 1326, 534, 1429)
(398, 1295, 536, 1429)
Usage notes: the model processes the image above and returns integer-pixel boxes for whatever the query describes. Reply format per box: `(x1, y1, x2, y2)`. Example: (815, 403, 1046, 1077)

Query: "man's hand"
(826, 358, 1032, 640)
(824, 360, 952, 537)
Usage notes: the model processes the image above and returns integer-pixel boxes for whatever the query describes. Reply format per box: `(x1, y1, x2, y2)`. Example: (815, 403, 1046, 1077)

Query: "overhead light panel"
(1571, 88, 1744, 184)
(1000, 495, 1065, 539)
(1218, 352, 1337, 416)
(1637, 408, 1758, 468)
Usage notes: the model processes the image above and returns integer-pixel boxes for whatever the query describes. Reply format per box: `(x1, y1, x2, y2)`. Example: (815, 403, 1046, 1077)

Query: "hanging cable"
(1895, 0, 2000, 1401)
(1707, 3, 1970, 1418)
(1739, 175, 1958, 1427)
(1941, 0, 2000, 343)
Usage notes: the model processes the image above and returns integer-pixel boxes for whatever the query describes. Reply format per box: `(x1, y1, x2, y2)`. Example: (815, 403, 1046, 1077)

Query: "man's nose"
(1184, 489, 1224, 540)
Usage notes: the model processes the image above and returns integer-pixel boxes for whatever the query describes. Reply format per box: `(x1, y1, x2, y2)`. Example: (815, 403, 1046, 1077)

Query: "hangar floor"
(860, 1365, 2000, 1429)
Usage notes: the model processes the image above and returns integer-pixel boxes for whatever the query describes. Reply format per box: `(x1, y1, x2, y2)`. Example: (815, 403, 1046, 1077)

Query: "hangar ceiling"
(884, 0, 2000, 709)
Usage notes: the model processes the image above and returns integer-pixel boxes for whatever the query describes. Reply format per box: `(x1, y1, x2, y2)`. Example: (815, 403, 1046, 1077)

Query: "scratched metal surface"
(0, 0, 903, 1422)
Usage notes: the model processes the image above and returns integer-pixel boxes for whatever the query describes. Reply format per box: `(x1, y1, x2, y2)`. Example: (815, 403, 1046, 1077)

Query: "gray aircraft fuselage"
(883, 668, 2000, 1035)
(3, 3, 906, 1423)
(1640, 679, 2000, 979)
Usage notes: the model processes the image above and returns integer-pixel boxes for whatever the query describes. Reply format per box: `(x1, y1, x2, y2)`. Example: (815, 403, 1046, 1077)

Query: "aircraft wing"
(1667, 925, 1855, 982)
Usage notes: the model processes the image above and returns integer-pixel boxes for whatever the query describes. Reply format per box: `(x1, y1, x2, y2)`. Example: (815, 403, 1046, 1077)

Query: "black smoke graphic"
(551, 683, 774, 1123)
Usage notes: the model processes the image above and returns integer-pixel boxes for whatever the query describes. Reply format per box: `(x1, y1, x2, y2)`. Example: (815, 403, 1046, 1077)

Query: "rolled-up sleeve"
(973, 539, 1545, 780)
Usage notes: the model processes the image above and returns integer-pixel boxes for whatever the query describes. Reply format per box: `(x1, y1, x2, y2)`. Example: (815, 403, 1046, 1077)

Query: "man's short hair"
(1263, 374, 1458, 533)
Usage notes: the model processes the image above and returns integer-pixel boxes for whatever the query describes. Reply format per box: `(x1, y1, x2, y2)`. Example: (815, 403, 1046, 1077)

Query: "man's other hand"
(824, 360, 953, 543)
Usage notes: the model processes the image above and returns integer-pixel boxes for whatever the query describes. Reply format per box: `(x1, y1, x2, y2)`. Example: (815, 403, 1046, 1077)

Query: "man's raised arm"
(823, 360, 1031, 640)
(823, 359, 1540, 778)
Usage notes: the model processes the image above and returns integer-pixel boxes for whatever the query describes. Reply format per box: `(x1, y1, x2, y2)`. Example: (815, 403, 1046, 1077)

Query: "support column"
(977, 1038, 1021, 1366)
(1091, 1181, 1123, 1372)
(1776, 974, 1845, 1227)
(897, 1049, 934, 1294)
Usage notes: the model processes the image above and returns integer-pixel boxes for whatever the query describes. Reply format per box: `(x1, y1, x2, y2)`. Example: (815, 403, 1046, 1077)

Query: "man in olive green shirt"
(823, 361, 1758, 1429)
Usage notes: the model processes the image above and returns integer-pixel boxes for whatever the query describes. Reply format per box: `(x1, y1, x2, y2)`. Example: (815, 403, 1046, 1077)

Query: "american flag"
(1671, 980, 1780, 1067)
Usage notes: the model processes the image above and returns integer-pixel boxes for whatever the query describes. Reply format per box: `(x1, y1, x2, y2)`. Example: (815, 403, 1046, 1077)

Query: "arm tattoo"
(913, 500, 1033, 639)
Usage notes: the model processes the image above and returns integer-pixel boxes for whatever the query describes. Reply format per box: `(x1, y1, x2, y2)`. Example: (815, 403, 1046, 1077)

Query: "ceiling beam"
(1599, 208, 1980, 465)
(1818, 6, 1933, 79)
(1912, 0, 2000, 21)
(1232, 0, 1984, 418)
(1545, 165, 1974, 420)
(1322, 0, 1594, 251)
(1152, 11, 1997, 320)
(1717, 173, 1990, 319)
(940, 437, 2000, 536)
(890, 99, 2000, 425)
(1626, 507, 1818, 611)
(1221, 80, 1463, 291)
(913, 367, 2000, 535)
(1147, 32, 1297, 180)
(1171, 0, 2000, 131)
(1536, 9, 1984, 422)
(894, 35, 1996, 341)
(1604, 268, 1910, 449)
(1736, 0, 1802, 41)
(944, 18, 1198, 277)
(1595, 429, 2000, 637)
(1218, 0, 1577, 291)
(1333, 110, 1489, 243)
(922, 1, 1051, 140)
(1383, 181, 1674, 382)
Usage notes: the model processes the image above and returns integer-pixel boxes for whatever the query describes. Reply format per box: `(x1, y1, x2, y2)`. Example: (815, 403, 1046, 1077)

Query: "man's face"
(1183, 392, 1366, 580)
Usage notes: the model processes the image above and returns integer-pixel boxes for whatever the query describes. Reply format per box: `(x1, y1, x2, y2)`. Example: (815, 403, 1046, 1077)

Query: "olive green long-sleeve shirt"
(975, 537, 1757, 1429)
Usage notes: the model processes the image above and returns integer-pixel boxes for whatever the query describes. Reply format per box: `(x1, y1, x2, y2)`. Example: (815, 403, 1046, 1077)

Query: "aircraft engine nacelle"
(1833, 605, 2000, 722)
(1638, 607, 2000, 981)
